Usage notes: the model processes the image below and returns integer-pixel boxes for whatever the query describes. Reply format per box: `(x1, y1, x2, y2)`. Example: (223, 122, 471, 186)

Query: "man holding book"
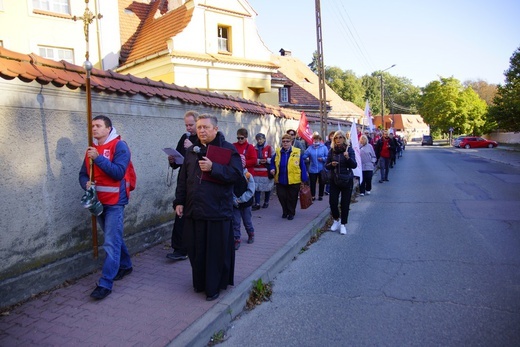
(173, 114, 242, 301)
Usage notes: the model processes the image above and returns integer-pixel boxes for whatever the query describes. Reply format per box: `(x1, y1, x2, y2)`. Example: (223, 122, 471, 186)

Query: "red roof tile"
(0, 47, 299, 120)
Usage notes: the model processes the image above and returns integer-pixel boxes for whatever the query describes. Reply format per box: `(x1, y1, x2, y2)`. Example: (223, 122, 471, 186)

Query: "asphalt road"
(219, 145, 520, 347)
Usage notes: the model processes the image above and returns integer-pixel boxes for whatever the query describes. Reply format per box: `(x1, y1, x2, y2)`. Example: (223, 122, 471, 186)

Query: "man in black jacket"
(174, 114, 242, 301)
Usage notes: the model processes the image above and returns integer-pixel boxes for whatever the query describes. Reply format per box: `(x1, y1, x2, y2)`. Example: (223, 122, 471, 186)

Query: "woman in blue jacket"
(302, 133, 328, 201)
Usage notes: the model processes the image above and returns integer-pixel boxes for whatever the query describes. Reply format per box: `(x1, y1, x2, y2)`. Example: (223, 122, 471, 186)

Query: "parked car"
(421, 135, 433, 146)
(459, 137, 498, 149)
(452, 136, 467, 147)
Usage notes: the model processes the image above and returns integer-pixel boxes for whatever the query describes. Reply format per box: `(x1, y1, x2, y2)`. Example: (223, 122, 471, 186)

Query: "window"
(279, 87, 289, 103)
(218, 26, 231, 53)
(33, 0, 70, 14)
(38, 46, 74, 64)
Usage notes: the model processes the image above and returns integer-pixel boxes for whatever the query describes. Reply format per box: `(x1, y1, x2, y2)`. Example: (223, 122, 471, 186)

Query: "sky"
(247, 0, 520, 87)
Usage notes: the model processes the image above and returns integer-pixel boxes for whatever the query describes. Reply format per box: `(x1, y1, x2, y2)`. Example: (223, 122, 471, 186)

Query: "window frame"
(32, 0, 70, 15)
(279, 87, 289, 103)
(217, 25, 231, 53)
(38, 45, 74, 64)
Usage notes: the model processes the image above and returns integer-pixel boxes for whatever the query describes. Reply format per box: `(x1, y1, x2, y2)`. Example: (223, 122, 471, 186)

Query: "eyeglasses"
(237, 137, 245, 140)
(281, 140, 291, 143)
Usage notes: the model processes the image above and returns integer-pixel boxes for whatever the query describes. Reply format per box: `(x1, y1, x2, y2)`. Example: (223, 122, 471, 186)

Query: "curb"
(169, 208, 331, 347)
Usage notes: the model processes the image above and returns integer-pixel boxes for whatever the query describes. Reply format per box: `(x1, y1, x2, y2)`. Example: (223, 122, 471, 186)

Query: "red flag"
(297, 112, 313, 145)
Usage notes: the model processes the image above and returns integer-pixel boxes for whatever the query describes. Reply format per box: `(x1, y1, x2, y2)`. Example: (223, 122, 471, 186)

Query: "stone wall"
(0, 78, 299, 308)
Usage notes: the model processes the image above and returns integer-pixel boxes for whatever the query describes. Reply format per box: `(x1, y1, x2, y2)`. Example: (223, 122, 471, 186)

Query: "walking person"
(233, 128, 257, 176)
(325, 130, 357, 235)
(166, 110, 199, 261)
(79, 115, 134, 300)
(374, 130, 394, 183)
(302, 133, 328, 201)
(252, 133, 274, 210)
(358, 134, 376, 196)
(324, 131, 335, 195)
(174, 114, 243, 301)
(270, 134, 308, 220)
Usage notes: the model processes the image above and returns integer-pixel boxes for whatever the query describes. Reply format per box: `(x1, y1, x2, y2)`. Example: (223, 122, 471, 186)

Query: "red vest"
(85, 137, 128, 205)
(253, 145, 272, 177)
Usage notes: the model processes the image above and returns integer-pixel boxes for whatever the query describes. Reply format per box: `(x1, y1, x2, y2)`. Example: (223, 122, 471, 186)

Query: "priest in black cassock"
(174, 113, 242, 301)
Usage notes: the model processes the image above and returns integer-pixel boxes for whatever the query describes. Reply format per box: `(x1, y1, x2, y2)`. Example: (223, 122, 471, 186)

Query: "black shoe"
(114, 267, 133, 281)
(194, 288, 204, 293)
(384, 179, 389, 181)
(379, 180, 383, 183)
(282, 214, 288, 218)
(206, 293, 219, 301)
(312, 196, 316, 201)
(234, 240, 241, 250)
(318, 196, 323, 201)
(287, 215, 294, 220)
(252, 204, 261, 211)
(166, 251, 188, 261)
(247, 234, 255, 244)
(262, 203, 269, 208)
(324, 191, 329, 195)
(90, 286, 111, 300)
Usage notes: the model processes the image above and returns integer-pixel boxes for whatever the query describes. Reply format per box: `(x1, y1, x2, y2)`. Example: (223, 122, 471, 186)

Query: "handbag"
(319, 168, 331, 184)
(333, 169, 353, 188)
(331, 152, 353, 188)
(299, 184, 313, 209)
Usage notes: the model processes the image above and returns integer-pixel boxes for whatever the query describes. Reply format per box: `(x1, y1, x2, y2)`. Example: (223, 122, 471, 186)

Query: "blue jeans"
(379, 157, 390, 181)
(97, 205, 132, 290)
(232, 206, 254, 240)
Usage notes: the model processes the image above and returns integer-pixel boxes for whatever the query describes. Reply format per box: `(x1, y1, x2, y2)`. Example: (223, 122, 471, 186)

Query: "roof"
(119, 0, 194, 65)
(272, 54, 364, 117)
(0, 47, 299, 119)
(373, 114, 428, 130)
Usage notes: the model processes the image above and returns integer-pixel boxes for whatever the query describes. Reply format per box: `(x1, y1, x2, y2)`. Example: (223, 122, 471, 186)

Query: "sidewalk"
(0, 196, 331, 346)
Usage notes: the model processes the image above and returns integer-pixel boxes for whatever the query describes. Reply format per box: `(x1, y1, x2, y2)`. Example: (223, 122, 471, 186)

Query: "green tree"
(419, 77, 488, 135)
(488, 47, 520, 132)
(308, 51, 319, 74)
(325, 67, 364, 108)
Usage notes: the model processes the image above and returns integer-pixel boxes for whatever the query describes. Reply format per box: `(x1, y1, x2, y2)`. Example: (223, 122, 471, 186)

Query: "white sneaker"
(359, 193, 365, 196)
(340, 224, 347, 235)
(366, 191, 371, 195)
(330, 220, 341, 232)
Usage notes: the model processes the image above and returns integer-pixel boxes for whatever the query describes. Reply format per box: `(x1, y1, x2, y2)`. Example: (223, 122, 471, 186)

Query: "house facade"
(115, 0, 279, 104)
(0, 0, 120, 70)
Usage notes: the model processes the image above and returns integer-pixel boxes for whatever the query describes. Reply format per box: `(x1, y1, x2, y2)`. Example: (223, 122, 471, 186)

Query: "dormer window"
(32, 0, 70, 14)
(218, 25, 231, 53)
(279, 87, 289, 103)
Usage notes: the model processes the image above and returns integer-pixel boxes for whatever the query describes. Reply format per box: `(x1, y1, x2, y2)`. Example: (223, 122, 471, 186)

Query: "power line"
(326, 0, 374, 72)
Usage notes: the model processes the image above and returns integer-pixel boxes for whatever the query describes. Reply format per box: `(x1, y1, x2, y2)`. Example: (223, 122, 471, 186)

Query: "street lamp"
(379, 64, 396, 130)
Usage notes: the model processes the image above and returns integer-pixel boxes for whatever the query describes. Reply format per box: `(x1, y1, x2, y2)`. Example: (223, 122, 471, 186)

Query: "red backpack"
(122, 141, 137, 194)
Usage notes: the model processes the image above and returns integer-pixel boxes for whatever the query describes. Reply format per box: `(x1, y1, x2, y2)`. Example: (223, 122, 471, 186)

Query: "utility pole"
(315, 0, 327, 138)
(379, 64, 396, 130)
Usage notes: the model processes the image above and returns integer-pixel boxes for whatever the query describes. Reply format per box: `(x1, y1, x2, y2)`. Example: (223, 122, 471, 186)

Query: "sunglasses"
(281, 140, 291, 143)
(237, 136, 245, 140)
(334, 136, 344, 139)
